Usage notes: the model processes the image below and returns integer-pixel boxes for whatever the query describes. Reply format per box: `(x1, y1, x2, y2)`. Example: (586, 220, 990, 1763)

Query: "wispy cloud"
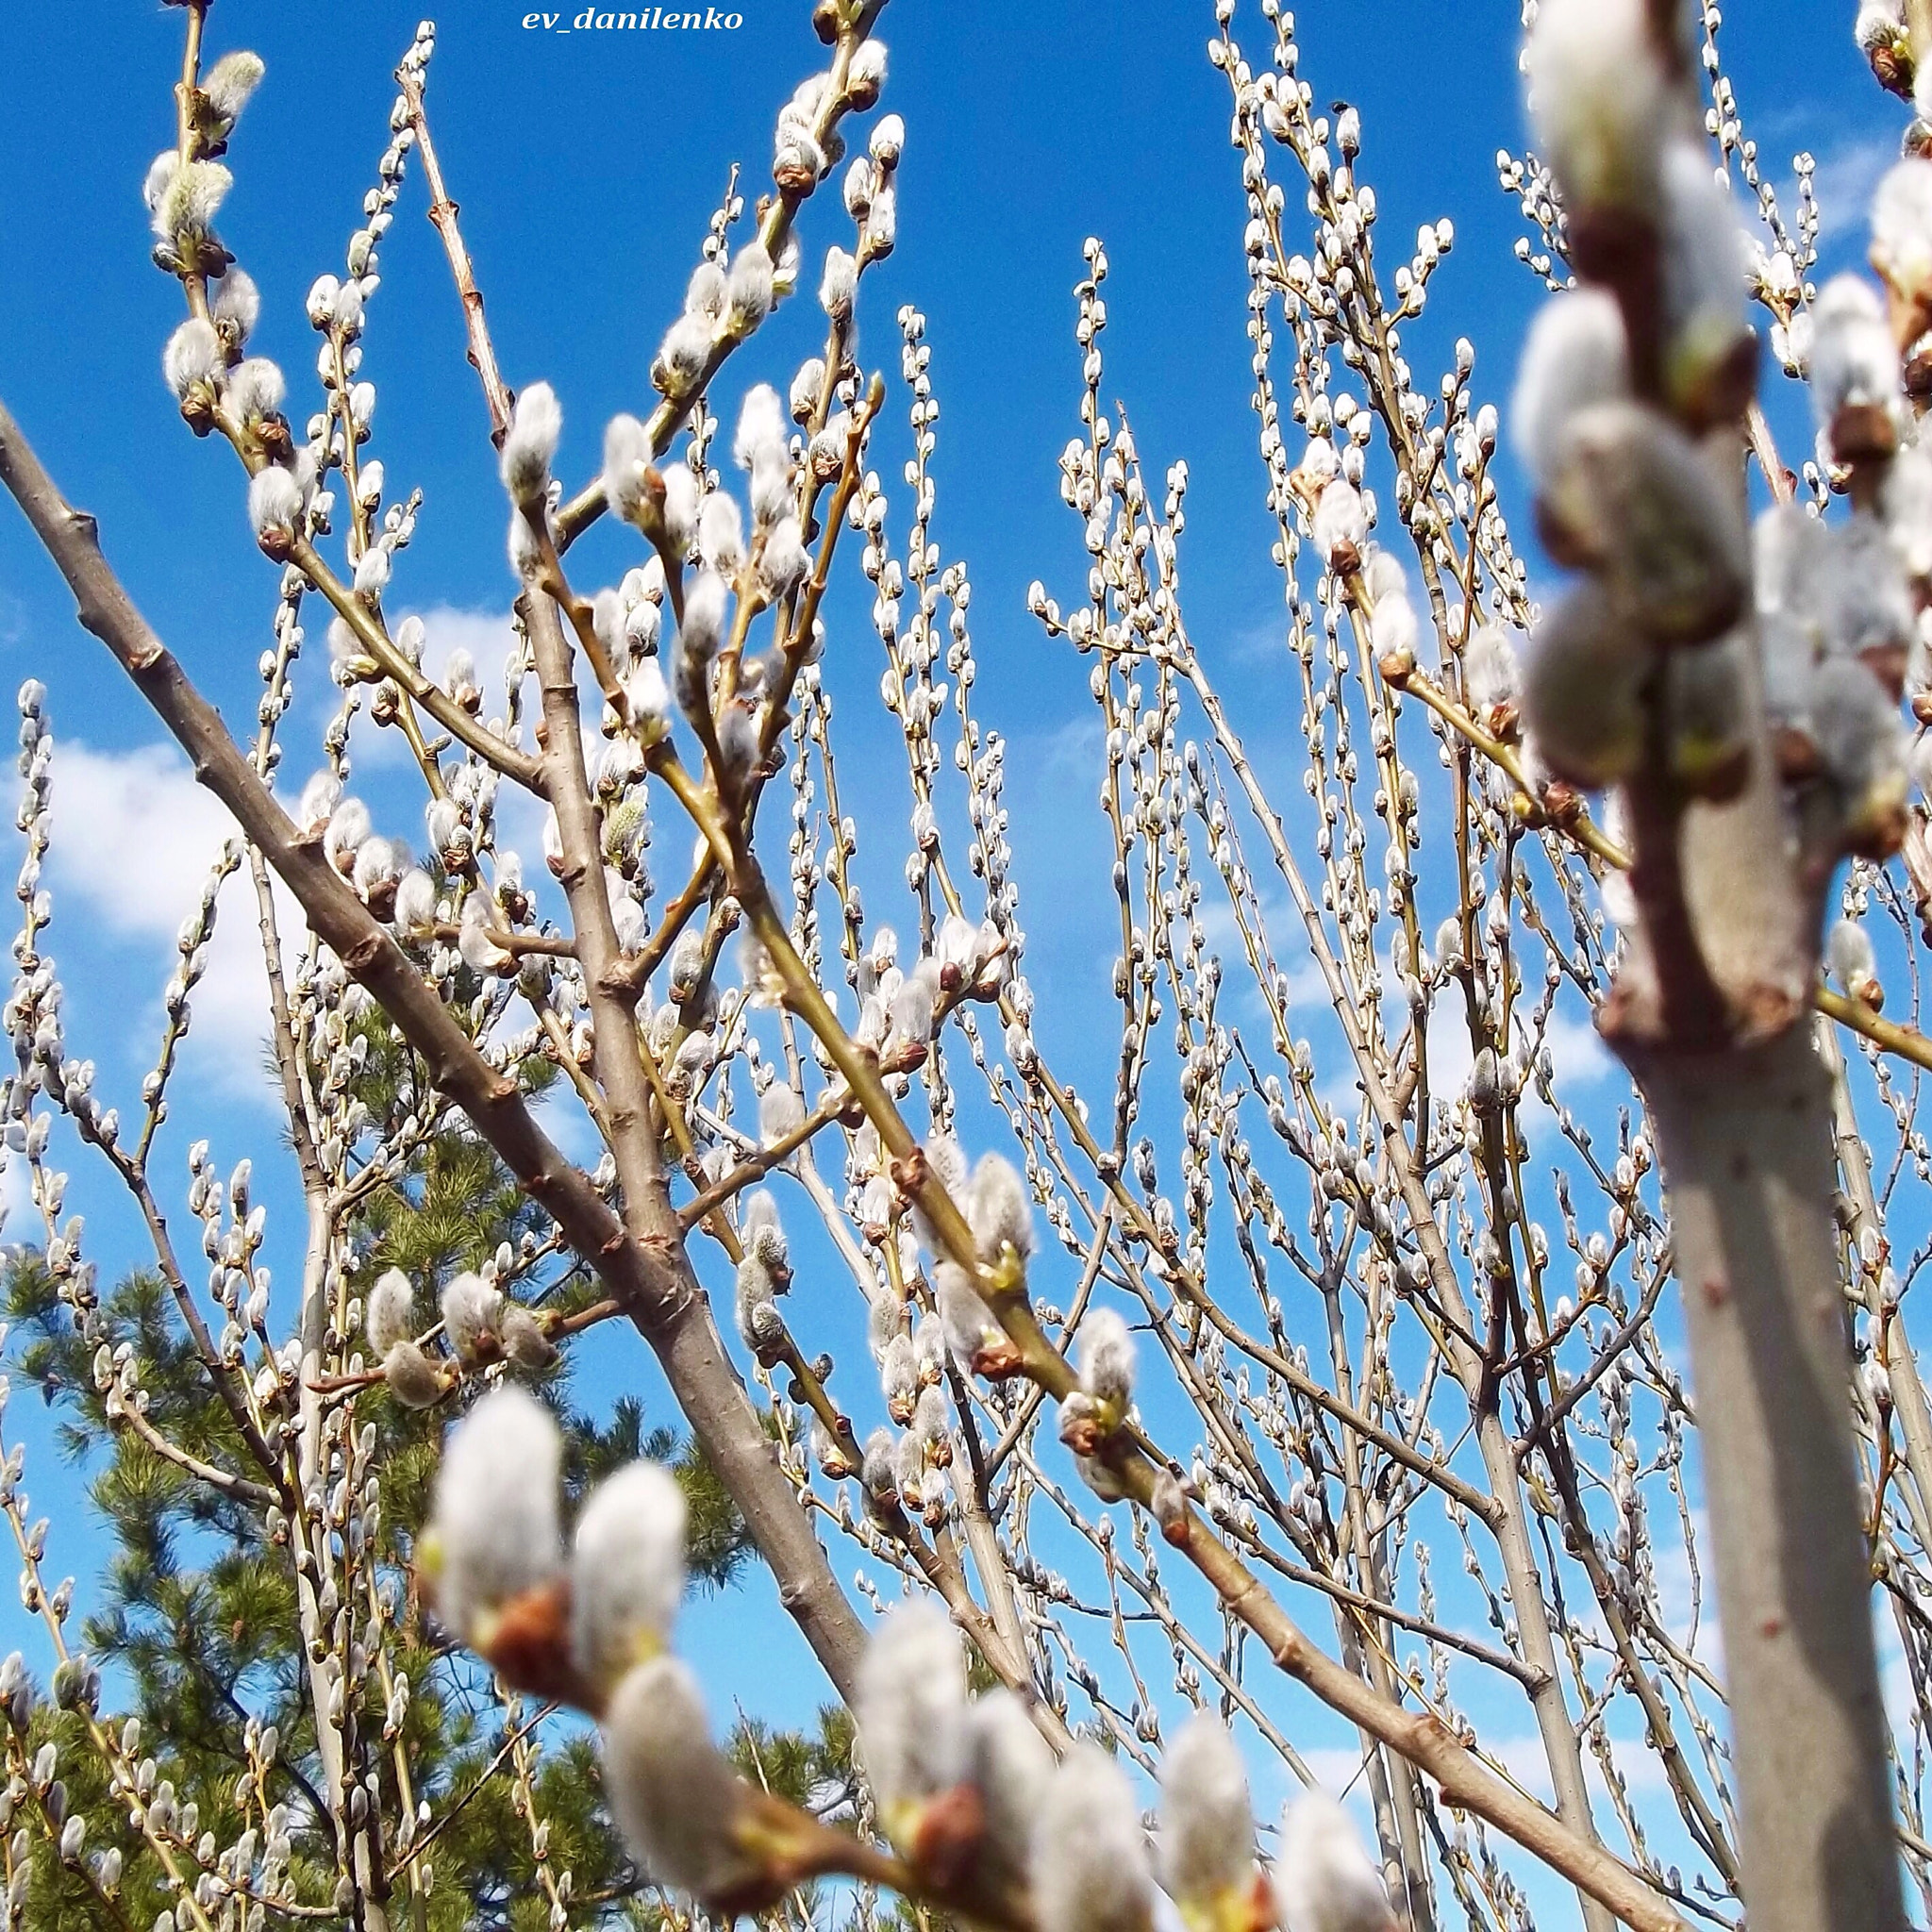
(45, 740, 302, 1111)
(1795, 134, 1894, 262)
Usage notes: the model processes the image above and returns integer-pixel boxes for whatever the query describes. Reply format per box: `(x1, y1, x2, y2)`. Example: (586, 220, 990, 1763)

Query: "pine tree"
(0, 1100, 764, 1930)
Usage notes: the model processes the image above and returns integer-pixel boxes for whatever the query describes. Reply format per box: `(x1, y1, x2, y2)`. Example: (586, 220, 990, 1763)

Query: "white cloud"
(0, 1154, 34, 1242)
(337, 605, 520, 777)
(1423, 1003, 1610, 1111)
(1801, 137, 1895, 259)
(45, 740, 305, 1112)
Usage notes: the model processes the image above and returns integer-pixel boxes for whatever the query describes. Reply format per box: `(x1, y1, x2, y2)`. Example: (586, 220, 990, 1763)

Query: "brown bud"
(1831, 400, 1901, 467)
(479, 1577, 601, 1712)
(909, 1784, 986, 1891)
(969, 1339, 1028, 1382)
(774, 151, 821, 194)
(1774, 724, 1825, 782)
(1151, 1468, 1191, 1546)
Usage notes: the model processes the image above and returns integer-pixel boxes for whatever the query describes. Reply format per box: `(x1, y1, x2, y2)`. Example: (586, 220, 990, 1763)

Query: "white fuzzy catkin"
(324, 796, 371, 868)
(600, 1657, 754, 1899)
(881, 1332, 917, 1417)
(855, 1602, 970, 1820)
(871, 113, 906, 168)
(698, 491, 746, 575)
(227, 357, 285, 423)
(868, 185, 898, 254)
(887, 961, 939, 1047)
(680, 571, 728, 661)
(1523, 0, 1670, 212)
(202, 50, 266, 125)
(686, 259, 726, 321)
(625, 658, 672, 737)
(1811, 657, 1907, 796)
(1540, 400, 1745, 642)
(1076, 1307, 1137, 1406)
(247, 466, 303, 543)
(914, 1384, 950, 1453)
(935, 1260, 1004, 1363)
(1523, 580, 1647, 788)
(210, 267, 259, 342)
(1857, 0, 1906, 50)
(758, 1081, 807, 1145)
(571, 1460, 688, 1685)
(726, 244, 774, 331)
(1823, 512, 1914, 661)
(1883, 441, 1932, 582)
(659, 311, 712, 392)
(508, 509, 543, 580)
(1754, 502, 1833, 630)
(1874, 158, 1932, 295)
(1274, 1792, 1394, 1932)
(384, 1341, 443, 1409)
(603, 413, 651, 524)
(734, 383, 788, 472)
(968, 1152, 1034, 1263)
(1509, 289, 1629, 491)
(821, 246, 858, 319)
(1310, 480, 1367, 567)
(500, 1305, 558, 1371)
(1030, 1743, 1156, 1932)
(742, 1190, 787, 1272)
(500, 381, 562, 506)
(964, 1690, 1055, 1889)
(427, 1385, 562, 1640)
(1462, 627, 1523, 712)
(365, 1270, 415, 1357)
(1659, 141, 1745, 347)
(1158, 1712, 1256, 1906)
(758, 515, 809, 597)
(1827, 918, 1879, 996)
(441, 1271, 503, 1366)
(1809, 275, 1901, 433)
(295, 769, 341, 835)
(393, 868, 438, 937)
(737, 1253, 784, 1352)
(163, 317, 223, 399)
(1667, 625, 1749, 790)
(861, 1425, 898, 1501)
(153, 158, 231, 245)
(911, 1132, 968, 1247)
(1368, 584, 1417, 665)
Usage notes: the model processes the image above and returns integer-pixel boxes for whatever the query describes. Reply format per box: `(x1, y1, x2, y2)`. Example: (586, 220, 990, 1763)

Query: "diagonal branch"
(0, 394, 871, 1702)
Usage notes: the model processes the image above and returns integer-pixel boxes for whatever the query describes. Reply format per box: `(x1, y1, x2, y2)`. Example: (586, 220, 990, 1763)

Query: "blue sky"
(0, 0, 1908, 1912)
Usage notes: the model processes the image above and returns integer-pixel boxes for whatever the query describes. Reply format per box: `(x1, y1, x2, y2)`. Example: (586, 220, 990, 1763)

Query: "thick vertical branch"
(1626, 1030, 1906, 1932)
(521, 590, 872, 1694)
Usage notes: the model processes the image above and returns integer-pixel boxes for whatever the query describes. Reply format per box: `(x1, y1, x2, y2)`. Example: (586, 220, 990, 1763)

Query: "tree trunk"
(1627, 1026, 1905, 1932)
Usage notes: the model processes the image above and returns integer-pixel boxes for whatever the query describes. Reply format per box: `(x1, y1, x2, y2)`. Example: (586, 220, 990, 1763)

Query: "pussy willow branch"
(0, 396, 874, 1702)
(1395, 661, 1932, 1074)
(663, 757, 1684, 1930)
(396, 58, 516, 445)
(1165, 617, 1624, 1926)
(549, 1, 891, 553)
